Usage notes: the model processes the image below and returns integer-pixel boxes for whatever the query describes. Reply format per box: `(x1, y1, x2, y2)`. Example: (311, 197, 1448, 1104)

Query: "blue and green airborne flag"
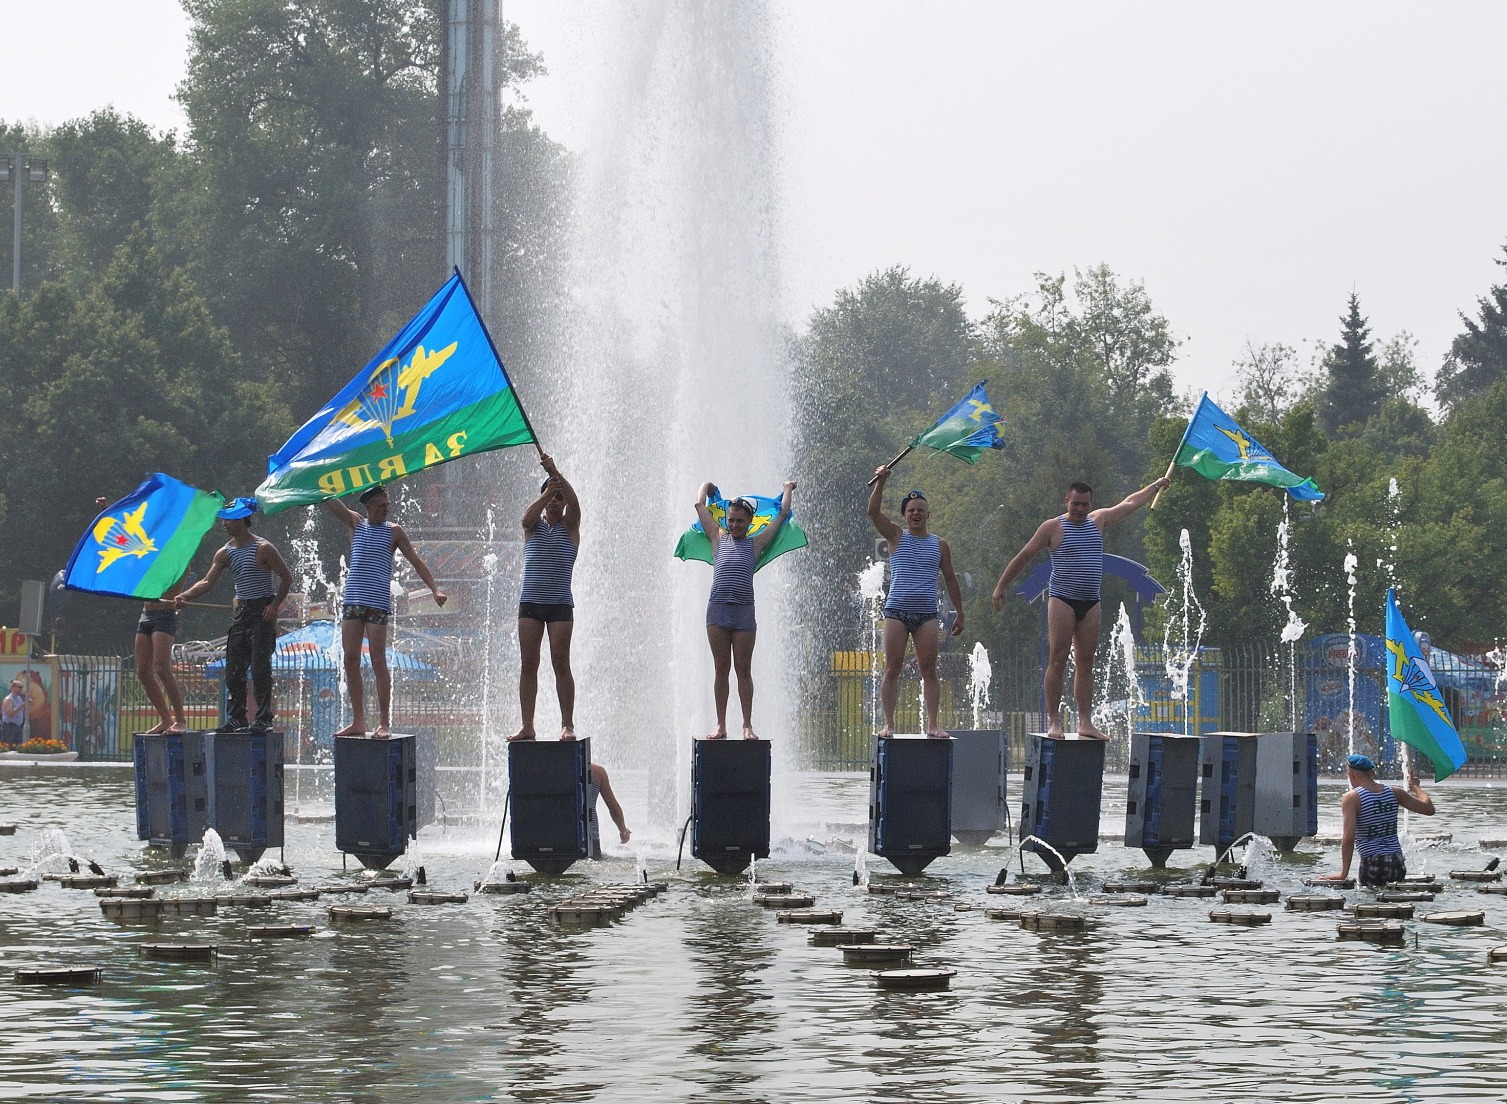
(912, 381, 1006, 463)
(62, 474, 224, 599)
(1172, 393, 1323, 501)
(1385, 589, 1467, 781)
(674, 492, 808, 572)
(255, 271, 536, 513)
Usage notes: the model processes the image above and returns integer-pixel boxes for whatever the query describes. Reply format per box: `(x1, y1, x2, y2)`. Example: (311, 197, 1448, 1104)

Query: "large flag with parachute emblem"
(911, 381, 1006, 464)
(1172, 393, 1323, 501)
(62, 474, 224, 599)
(674, 492, 807, 572)
(1385, 588, 1467, 781)
(255, 271, 537, 513)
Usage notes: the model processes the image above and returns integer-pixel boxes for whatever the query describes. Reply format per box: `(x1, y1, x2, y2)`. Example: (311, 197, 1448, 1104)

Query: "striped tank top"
(885, 531, 940, 615)
(226, 539, 277, 601)
(1049, 516, 1103, 601)
(520, 520, 577, 606)
(709, 535, 756, 605)
(344, 520, 395, 610)
(1354, 785, 1402, 858)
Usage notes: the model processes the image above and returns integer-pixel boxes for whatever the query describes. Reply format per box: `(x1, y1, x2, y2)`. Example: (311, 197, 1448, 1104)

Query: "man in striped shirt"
(991, 477, 1168, 740)
(323, 486, 447, 738)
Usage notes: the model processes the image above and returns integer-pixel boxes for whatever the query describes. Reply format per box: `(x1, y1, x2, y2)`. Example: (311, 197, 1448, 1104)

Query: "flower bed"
(13, 739, 69, 756)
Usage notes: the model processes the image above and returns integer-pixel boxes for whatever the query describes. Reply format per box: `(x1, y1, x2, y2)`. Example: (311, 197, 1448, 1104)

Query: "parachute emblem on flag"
(706, 499, 774, 537)
(1387, 638, 1452, 728)
(334, 341, 458, 445)
(92, 501, 157, 573)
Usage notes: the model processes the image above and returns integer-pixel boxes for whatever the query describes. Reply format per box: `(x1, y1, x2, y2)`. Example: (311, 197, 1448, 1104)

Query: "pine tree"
(1318, 293, 1384, 436)
(1437, 246, 1507, 410)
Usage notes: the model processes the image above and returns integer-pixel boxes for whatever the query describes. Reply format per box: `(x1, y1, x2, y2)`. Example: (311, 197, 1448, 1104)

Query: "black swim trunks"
(1050, 594, 1100, 623)
(883, 608, 938, 633)
(341, 604, 390, 626)
(518, 602, 574, 624)
(137, 609, 179, 636)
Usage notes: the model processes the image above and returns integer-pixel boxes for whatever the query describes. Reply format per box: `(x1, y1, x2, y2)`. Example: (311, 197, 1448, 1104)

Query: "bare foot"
(166, 722, 186, 734)
(507, 727, 536, 742)
(742, 727, 758, 740)
(560, 727, 576, 741)
(144, 721, 170, 735)
(1077, 722, 1110, 741)
(926, 727, 949, 739)
(706, 726, 728, 740)
(334, 722, 366, 737)
(877, 725, 894, 739)
(373, 725, 391, 740)
(1045, 719, 1065, 740)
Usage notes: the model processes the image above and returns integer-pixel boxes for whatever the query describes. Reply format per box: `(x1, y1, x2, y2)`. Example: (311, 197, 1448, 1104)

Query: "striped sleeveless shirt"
(344, 520, 395, 610)
(1354, 785, 1402, 858)
(885, 531, 941, 615)
(519, 520, 577, 606)
(1049, 515, 1104, 601)
(226, 539, 277, 601)
(709, 534, 756, 605)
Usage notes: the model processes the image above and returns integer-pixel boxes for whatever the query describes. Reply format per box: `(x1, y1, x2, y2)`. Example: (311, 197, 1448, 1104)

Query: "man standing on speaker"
(510, 454, 581, 743)
(322, 484, 447, 738)
(696, 478, 797, 740)
(991, 477, 1169, 740)
(868, 466, 964, 739)
(175, 498, 293, 733)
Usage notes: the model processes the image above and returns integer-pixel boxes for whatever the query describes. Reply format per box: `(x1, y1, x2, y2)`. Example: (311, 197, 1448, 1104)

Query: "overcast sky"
(5, 1, 1506, 401)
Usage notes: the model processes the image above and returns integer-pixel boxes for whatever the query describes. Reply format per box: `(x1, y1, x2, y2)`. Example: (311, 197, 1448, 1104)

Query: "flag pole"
(1149, 391, 1207, 510)
(452, 267, 546, 460)
(866, 443, 915, 488)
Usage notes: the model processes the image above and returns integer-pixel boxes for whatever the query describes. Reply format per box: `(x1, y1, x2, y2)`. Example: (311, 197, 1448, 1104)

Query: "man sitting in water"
(990, 477, 1168, 739)
(1316, 753, 1435, 887)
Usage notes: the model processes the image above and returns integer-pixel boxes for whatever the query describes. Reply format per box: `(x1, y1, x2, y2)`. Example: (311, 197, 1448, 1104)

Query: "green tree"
(1437, 245, 1507, 411)
(0, 122, 64, 291)
(1317, 293, 1384, 436)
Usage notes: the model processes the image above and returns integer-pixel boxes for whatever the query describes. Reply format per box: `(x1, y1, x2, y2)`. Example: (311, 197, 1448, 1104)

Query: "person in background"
(0, 680, 25, 746)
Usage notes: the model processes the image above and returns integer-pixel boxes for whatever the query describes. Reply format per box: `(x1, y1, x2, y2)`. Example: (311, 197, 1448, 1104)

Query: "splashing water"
(1381, 478, 1401, 591)
(477, 507, 501, 811)
(27, 828, 70, 875)
(1272, 499, 1307, 645)
(1093, 604, 1144, 745)
(192, 828, 227, 883)
(1344, 545, 1359, 755)
(854, 849, 868, 889)
(1162, 529, 1208, 735)
(968, 642, 992, 730)
(479, 860, 514, 886)
(857, 560, 886, 733)
(1018, 835, 1080, 899)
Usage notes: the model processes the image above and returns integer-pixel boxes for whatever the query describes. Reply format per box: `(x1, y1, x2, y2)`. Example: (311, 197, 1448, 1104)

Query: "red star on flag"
(370, 383, 388, 399)
(114, 534, 129, 546)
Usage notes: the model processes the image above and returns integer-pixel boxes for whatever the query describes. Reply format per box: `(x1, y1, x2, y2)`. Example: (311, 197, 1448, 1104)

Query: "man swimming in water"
(991, 477, 1168, 739)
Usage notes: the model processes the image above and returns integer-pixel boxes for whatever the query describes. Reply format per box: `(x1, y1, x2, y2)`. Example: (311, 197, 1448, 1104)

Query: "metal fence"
(40, 631, 1507, 780)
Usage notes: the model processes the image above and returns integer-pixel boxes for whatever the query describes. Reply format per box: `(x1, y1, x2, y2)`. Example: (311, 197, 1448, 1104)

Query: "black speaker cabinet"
(509, 737, 591, 875)
(869, 735, 953, 875)
(692, 738, 771, 875)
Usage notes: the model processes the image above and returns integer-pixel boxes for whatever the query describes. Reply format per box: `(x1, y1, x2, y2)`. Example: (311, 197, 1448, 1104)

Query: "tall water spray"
(968, 642, 992, 729)
(539, 4, 788, 828)
(1270, 498, 1306, 729)
(1344, 544, 1359, 755)
(1162, 529, 1208, 735)
(858, 561, 887, 734)
(1094, 604, 1145, 747)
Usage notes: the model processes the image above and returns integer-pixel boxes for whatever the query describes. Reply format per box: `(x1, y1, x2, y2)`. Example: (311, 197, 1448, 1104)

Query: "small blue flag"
(62, 474, 224, 600)
(911, 381, 1006, 463)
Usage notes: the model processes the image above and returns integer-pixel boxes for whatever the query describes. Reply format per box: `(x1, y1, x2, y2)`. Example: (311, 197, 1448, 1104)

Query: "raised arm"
(321, 497, 359, 532)
(695, 481, 722, 547)
(539, 454, 581, 536)
(257, 541, 294, 622)
(938, 538, 965, 638)
(752, 480, 797, 555)
(176, 547, 230, 607)
(521, 481, 554, 532)
(1396, 775, 1436, 816)
(1091, 476, 1171, 528)
(867, 467, 900, 545)
(990, 519, 1057, 611)
(393, 525, 448, 607)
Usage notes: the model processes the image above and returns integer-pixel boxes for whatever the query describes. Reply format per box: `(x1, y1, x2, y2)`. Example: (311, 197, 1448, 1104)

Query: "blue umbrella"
(205, 620, 437, 680)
